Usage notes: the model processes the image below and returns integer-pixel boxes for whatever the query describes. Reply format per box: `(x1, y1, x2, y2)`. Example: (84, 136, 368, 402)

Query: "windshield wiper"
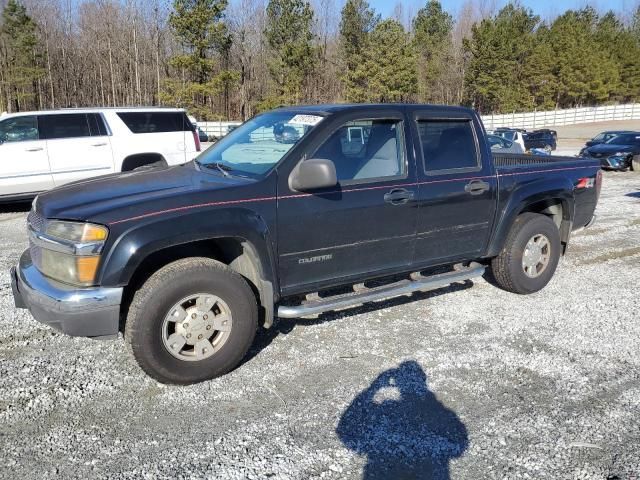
(196, 159, 233, 177)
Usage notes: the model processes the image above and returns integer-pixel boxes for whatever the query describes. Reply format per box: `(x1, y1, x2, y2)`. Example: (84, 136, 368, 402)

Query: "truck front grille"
(27, 209, 46, 232)
(27, 209, 46, 270)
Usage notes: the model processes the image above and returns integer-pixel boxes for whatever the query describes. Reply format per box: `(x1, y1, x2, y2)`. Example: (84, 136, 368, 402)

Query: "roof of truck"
(273, 103, 474, 116)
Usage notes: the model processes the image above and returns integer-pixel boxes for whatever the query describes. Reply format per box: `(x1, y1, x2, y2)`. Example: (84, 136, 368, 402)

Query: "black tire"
(125, 257, 258, 384)
(489, 213, 561, 294)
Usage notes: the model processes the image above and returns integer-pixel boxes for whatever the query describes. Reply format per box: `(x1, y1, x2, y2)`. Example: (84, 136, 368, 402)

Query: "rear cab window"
(117, 112, 193, 134)
(416, 118, 481, 174)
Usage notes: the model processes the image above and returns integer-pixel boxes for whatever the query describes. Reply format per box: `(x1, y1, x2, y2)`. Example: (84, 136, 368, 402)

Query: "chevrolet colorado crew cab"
(0, 108, 200, 202)
(11, 104, 601, 384)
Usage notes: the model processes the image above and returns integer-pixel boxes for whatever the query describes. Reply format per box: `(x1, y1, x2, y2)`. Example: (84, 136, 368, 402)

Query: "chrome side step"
(277, 263, 486, 319)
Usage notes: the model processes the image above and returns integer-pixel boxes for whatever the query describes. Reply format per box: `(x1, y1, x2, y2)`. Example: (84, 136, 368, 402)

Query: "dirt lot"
(0, 172, 639, 479)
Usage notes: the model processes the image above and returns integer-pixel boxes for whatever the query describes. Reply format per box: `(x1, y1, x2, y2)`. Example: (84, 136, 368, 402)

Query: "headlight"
(46, 221, 108, 243)
(35, 221, 108, 287)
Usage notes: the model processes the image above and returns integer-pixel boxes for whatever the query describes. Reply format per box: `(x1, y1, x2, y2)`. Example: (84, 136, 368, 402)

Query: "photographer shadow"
(337, 361, 468, 480)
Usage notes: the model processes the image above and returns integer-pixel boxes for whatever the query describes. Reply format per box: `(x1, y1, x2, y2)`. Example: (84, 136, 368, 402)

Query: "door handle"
(25, 147, 43, 152)
(91, 142, 107, 147)
(384, 188, 414, 205)
(464, 180, 490, 196)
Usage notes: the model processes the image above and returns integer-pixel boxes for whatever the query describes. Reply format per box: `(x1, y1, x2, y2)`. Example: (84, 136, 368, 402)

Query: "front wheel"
(125, 258, 258, 384)
(489, 213, 561, 294)
(631, 155, 640, 173)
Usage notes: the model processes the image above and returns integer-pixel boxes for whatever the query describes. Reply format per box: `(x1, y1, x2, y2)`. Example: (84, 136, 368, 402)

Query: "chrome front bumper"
(11, 249, 123, 338)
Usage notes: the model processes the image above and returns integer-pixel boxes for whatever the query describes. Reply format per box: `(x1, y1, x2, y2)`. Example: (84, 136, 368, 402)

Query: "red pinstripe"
(109, 165, 597, 225)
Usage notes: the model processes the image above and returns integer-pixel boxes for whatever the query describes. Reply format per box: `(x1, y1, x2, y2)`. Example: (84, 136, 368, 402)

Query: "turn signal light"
(76, 256, 101, 284)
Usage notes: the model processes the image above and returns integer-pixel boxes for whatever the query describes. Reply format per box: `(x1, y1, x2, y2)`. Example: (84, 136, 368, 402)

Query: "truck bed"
(492, 152, 586, 169)
(492, 152, 600, 232)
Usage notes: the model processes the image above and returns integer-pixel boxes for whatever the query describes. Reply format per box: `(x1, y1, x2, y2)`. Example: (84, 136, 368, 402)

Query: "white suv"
(0, 107, 201, 201)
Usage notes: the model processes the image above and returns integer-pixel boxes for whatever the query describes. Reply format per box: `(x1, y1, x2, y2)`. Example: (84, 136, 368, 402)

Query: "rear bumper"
(11, 249, 123, 338)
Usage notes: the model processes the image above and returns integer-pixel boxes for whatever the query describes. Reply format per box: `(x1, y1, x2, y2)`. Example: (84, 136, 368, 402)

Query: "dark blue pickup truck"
(11, 104, 601, 384)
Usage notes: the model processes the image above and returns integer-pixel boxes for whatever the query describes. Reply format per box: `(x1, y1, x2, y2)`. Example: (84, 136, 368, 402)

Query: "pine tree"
(338, 0, 379, 102)
(463, 3, 539, 113)
(361, 19, 417, 103)
(522, 26, 558, 110)
(0, 0, 44, 112)
(263, 0, 315, 108)
(161, 0, 237, 119)
(594, 11, 640, 102)
(547, 8, 618, 107)
(413, 0, 453, 104)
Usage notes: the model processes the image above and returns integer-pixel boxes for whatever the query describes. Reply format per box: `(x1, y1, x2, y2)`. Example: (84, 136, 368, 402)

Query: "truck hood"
(35, 163, 245, 221)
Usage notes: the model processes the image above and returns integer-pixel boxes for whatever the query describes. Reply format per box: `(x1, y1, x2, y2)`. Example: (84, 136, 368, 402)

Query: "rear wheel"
(489, 213, 561, 294)
(125, 257, 258, 384)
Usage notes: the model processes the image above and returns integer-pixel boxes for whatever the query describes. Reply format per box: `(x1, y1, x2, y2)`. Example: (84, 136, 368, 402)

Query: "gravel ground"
(1, 172, 639, 479)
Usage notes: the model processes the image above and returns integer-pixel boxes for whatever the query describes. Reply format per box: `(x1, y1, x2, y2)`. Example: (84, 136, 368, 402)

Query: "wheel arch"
(100, 208, 278, 327)
(121, 153, 168, 171)
(487, 178, 575, 258)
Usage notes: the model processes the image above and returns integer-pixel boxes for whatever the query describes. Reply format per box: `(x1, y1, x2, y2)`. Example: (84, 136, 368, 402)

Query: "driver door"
(276, 112, 418, 295)
(0, 115, 53, 197)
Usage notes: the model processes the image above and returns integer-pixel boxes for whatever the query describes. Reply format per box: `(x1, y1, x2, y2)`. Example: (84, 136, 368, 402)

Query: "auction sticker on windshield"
(289, 114, 323, 126)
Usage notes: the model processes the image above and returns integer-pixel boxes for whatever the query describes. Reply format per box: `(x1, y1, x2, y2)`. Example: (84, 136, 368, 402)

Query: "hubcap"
(522, 234, 551, 278)
(162, 294, 232, 362)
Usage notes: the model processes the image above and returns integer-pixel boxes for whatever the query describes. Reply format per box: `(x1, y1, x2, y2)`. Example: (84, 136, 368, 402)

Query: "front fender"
(98, 206, 277, 291)
(486, 175, 575, 258)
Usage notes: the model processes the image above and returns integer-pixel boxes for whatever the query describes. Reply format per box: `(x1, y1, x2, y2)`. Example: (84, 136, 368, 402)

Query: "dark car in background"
(581, 132, 640, 171)
(197, 127, 209, 143)
(495, 126, 527, 135)
(534, 129, 558, 142)
(524, 130, 557, 152)
(582, 130, 636, 151)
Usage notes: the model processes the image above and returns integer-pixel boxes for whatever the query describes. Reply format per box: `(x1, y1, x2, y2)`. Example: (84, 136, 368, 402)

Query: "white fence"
(198, 121, 242, 138)
(481, 103, 640, 130)
(198, 103, 640, 137)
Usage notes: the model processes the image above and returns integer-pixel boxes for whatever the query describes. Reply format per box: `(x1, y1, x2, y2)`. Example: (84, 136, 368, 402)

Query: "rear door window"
(117, 112, 193, 134)
(417, 119, 480, 173)
(40, 114, 91, 140)
(0, 116, 39, 143)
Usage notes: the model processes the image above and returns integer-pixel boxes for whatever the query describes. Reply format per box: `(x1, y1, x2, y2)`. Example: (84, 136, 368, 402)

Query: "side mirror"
(290, 158, 338, 191)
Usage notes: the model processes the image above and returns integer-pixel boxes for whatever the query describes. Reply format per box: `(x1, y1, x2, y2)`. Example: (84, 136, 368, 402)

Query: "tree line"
(1, 0, 640, 120)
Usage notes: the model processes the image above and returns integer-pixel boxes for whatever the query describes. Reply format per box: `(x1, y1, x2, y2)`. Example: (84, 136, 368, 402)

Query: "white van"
(0, 107, 200, 201)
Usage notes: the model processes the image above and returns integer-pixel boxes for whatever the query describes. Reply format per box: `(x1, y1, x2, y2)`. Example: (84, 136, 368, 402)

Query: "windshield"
(605, 133, 640, 145)
(195, 111, 324, 176)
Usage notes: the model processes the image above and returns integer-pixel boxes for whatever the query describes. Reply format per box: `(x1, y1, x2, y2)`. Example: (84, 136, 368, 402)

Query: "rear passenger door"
(40, 113, 114, 185)
(411, 111, 497, 266)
